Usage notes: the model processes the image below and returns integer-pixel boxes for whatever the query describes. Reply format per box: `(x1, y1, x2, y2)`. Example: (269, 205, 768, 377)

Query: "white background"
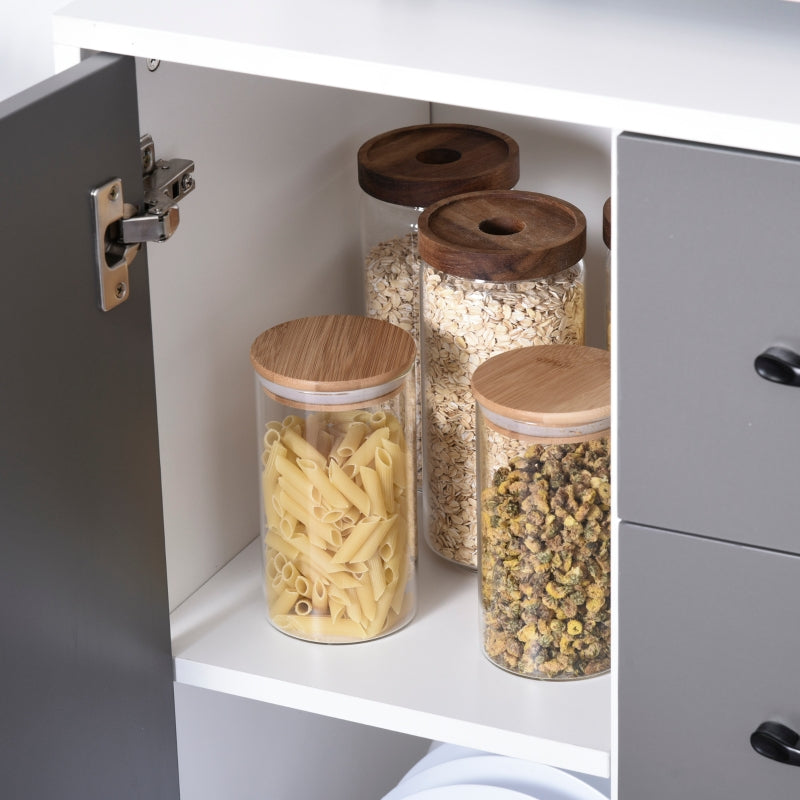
(0, 2, 67, 101)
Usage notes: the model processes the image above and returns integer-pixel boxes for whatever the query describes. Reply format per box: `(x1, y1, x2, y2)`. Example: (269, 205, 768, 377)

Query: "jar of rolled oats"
(357, 124, 519, 491)
(418, 190, 586, 568)
(471, 344, 610, 680)
(250, 315, 418, 644)
(602, 196, 612, 349)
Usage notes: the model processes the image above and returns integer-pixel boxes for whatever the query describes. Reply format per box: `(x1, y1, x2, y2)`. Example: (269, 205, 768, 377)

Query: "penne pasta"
(282, 426, 326, 466)
(344, 589, 363, 625)
(294, 574, 311, 597)
(378, 523, 399, 562)
(311, 579, 328, 614)
(380, 439, 407, 489)
(272, 588, 299, 616)
(355, 583, 377, 622)
(344, 426, 390, 471)
(260, 406, 414, 643)
(298, 457, 351, 509)
(266, 529, 300, 561)
(328, 461, 371, 516)
(334, 421, 368, 460)
(271, 614, 367, 640)
(367, 553, 387, 600)
(328, 597, 346, 624)
(332, 517, 381, 564)
(365, 580, 399, 638)
(374, 448, 395, 515)
(294, 598, 313, 616)
(349, 515, 397, 564)
(359, 466, 388, 520)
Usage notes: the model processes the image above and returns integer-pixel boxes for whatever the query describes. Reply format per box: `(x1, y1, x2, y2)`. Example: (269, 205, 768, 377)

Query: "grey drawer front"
(617, 133, 800, 554)
(618, 523, 800, 799)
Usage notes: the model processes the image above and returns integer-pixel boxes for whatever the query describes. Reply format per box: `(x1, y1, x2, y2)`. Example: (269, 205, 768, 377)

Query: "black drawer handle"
(754, 346, 800, 386)
(751, 721, 800, 766)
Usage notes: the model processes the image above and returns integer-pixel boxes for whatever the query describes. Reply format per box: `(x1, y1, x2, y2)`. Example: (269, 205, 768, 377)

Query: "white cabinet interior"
(140, 59, 613, 793)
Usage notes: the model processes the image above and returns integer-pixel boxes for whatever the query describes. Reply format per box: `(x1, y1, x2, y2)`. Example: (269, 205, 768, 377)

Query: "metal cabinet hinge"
(91, 134, 195, 311)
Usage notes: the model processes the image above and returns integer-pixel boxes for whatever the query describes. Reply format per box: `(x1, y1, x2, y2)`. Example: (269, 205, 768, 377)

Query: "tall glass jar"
(250, 315, 417, 643)
(603, 196, 611, 349)
(418, 189, 587, 568)
(358, 124, 519, 490)
(472, 345, 611, 680)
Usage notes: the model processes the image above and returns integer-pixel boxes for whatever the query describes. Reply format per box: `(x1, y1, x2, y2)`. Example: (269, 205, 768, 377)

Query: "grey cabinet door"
(0, 55, 179, 797)
(618, 522, 800, 799)
(617, 133, 800, 555)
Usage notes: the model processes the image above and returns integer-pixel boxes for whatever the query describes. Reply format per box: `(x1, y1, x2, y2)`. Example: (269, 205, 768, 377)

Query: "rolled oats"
(422, 263, 585, 567)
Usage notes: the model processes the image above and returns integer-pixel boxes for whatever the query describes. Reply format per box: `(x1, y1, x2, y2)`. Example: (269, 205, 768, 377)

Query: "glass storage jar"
(603, 196, 611, 349)
(358, 123, 519, 489)
(418, 189, 587, 568)
(250, 315, 417, 643)
(471, 345, 611, 680)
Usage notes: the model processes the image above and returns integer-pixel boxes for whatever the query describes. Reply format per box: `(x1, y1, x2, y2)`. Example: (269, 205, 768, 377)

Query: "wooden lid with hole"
(250, 315, 416, 395)
(357, 123, 519, 207)
(417, 190, 586, 281)
(471, 345, 610, 428)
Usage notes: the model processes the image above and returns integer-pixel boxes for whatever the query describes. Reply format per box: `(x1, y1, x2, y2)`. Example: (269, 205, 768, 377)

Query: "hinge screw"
(146, 59, 160, 72)
(115, 282, 128, 300)
(109, 185, 120, 202)
(181, 174, 195, 192)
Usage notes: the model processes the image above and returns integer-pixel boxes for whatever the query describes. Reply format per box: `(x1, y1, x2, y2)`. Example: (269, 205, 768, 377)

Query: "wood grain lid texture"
(357, 123, 519, 207)
(603, 196, 611, 249)
(417, 190, 586, 281)
(250, 315, 416, 394)
(471, 345, 610, 427)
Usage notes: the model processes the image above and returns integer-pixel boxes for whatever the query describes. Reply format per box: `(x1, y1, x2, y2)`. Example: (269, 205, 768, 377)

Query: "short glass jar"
(250, 315, 417, 643)
(418, 189, 587, 568)
(471, 345, 611, 680)
(358, 124, 519, 488)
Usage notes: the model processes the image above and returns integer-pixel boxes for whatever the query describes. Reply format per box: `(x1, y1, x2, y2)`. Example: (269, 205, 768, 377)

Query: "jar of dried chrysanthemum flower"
(357, 124, 519, 491)
(418, 190, 586, 569)
(471, 344, 609, 680)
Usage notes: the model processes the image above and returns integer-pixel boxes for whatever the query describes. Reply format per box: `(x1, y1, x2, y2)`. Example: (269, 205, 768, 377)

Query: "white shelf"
(171, 539, 611, 778)
(54, 0, 800, 157)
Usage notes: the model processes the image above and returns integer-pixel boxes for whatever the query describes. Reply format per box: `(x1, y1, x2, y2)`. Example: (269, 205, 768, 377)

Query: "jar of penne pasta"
(358, 124, 519, 492)
(418, 189, 587, 569)
(471, 345, 611, 680)
(250, 315, 418, 643)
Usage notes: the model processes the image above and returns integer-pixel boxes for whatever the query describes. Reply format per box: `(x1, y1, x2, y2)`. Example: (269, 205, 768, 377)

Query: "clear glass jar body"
(361, 193, 425, 489)
(421, 261, 586, 568)
(255, 373, 417, 643)
(604, 246, 611, 350)
(477, 408, 610, 680)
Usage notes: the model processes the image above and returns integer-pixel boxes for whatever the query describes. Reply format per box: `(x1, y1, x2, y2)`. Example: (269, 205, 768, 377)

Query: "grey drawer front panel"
(617, 133, 800, 555)
(618, 523, 800, 799)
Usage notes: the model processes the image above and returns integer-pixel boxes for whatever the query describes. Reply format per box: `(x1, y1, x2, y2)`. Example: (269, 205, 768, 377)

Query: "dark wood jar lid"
(471, 345, 610, 428)
(417, 190, 586, 281)
(603, 196, 611, 249)
(250, 315, 416, 398)
(357, 123, 519, 207)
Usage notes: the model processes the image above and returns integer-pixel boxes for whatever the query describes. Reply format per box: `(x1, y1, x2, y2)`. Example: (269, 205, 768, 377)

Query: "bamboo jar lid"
(471, 345, 610, 428)
(357, 123, 519, 208)
(250, 315, 416, 399)
(417, 190, 586, 281)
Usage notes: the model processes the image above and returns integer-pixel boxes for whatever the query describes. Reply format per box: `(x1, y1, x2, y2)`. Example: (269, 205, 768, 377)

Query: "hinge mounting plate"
(91, 134, 195, 311)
